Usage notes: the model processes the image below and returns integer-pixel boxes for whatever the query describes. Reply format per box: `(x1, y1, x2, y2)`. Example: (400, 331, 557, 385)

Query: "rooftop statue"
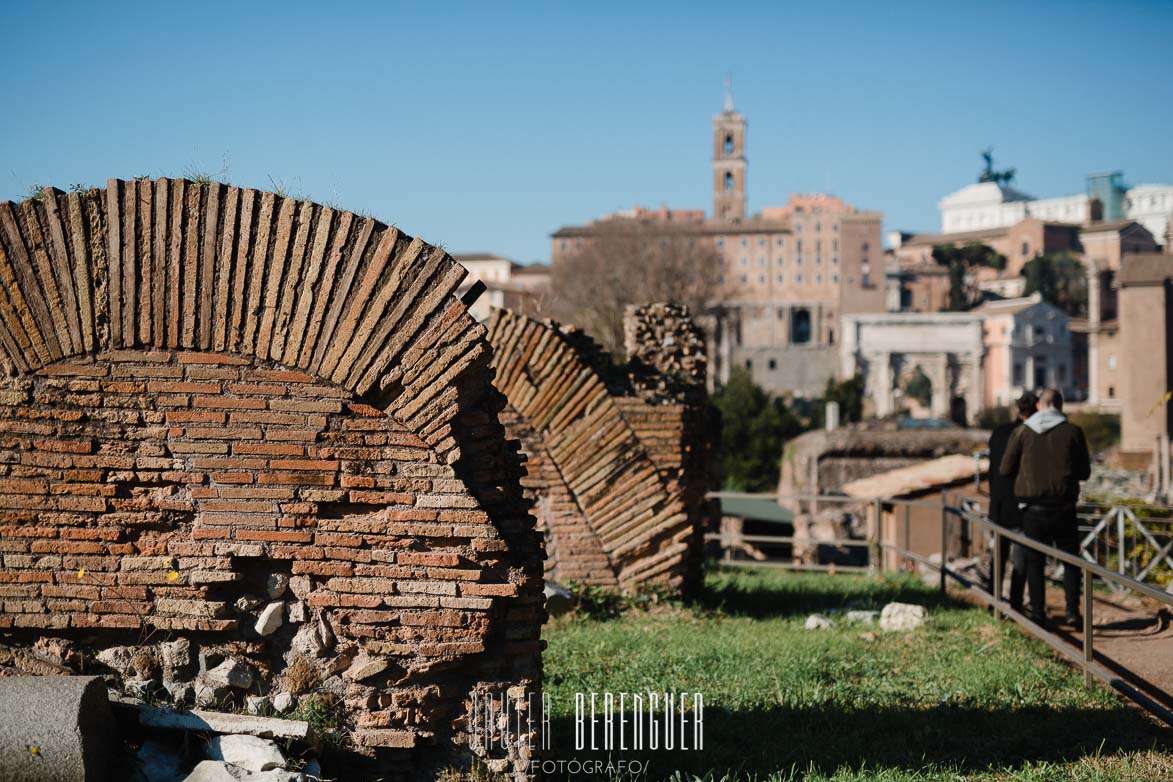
(979, 146, 1016, 186)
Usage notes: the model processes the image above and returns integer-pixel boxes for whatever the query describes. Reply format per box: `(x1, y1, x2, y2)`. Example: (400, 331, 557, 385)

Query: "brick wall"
(486, 305, 712, 593)
(0, 180, 543, 778)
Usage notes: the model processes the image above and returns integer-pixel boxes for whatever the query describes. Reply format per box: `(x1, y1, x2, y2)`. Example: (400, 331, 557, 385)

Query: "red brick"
(235, 529, 313, 543)
(269, 459, 338, 471)
(226, 382, 286, 395)
(398, 552, 461, 567)
(256, 472, 335, 486)
(33, 438, 94, 454)
(166, 410, 227, 423)
(459, 582, 517, 597)
(246, 370, 315, 383)
(148, 380, 222, 394)
(192, 396, 266, 410)
(233, 442, 305, 456)
(210, 472, 254, 484)
(177, 352, 250, 365)
(291, 560, 354, 577)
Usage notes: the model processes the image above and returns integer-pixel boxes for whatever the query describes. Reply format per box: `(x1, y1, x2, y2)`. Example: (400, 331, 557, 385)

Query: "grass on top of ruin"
(540, 566, 1172, 781)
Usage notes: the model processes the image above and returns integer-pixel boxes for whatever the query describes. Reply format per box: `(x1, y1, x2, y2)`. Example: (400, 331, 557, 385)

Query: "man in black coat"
(986, 391, 1035, 612)
(999, 388, 1092, 628)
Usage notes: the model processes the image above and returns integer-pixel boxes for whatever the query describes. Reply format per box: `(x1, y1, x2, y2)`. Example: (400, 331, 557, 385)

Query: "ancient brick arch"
(486, 306, 711, 593)
(0, 180, 542, 777)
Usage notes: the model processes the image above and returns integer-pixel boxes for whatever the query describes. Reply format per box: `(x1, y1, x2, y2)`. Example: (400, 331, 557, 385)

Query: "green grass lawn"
(541, 566, 1171, 781)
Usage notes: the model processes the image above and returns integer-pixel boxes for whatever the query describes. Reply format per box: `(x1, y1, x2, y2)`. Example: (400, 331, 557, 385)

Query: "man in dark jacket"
(999, 389, 1091, 627)
(986, 391, 1035, 611)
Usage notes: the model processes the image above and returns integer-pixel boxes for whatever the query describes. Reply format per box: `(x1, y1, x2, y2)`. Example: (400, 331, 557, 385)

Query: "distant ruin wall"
(487, 304, 712, 593)
(0, 179, 543, 779)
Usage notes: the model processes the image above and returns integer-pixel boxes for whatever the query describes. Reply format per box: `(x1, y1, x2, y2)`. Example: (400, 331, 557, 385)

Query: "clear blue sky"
(3, 1, 1171, 264)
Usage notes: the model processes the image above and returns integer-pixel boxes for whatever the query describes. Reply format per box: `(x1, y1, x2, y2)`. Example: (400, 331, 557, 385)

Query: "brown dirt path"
(1046, 588, 1173, 711)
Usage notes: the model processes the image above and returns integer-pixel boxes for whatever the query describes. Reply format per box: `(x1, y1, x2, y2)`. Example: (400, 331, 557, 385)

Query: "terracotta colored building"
(452, 253, 549, 321)
(551, 94, 885, 396)
(1119, 253, 1173, 459)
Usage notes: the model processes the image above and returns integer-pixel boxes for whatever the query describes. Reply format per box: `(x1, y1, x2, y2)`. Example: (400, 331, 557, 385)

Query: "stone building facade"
(551, 97, 885, 397)
(1119, 253, 1173, 458)
(841, 295, 1073, 422)
(453, 253, 550, 322)
(0, 179, 544, 779)
(840, 312, 986, 422)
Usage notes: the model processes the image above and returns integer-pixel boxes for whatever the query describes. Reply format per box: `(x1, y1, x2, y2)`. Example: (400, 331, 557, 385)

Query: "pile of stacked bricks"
(0, 179, 543, 779)
(485, 304, 713, 594)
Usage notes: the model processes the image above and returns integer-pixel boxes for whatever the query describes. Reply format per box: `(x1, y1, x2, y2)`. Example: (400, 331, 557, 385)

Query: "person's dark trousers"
(990, 525, 1027, 609)
(994, 531, 1028, 611)
(1022, 502, 1081, 618)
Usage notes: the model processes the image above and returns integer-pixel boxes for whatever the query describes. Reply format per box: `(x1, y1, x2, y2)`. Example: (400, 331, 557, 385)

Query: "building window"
(776, 274, 784, 284)
(1107, 354, 1117, 370)
(862, 242, 870, 252)
(777, 307, 785, 319)
(560, 240, 567, 251)
(740, 274, 747, 284)
(816, 273, 823, 284)
(796, 239, 802, 253)
(1021, 241, 1030, 257)
(833, 273, 839, 283)
(725, 172, 734, 191)
(796, 272, 803, 283)
(832, 238, 839, 251)
(758, 256, 766, 267)
(740, 238, 748, 248)
(758, 239, 766, 248)
(759, 274, 766, 284)
(1108, 385, 1116, 399)
(745, 359, 753, 370)
(1058, 364, 1067, 382)
(1013, 363, 1024, 385)
(740, 256, 747, 267)
(777, 238, 784, 247)
(827, 328, 834, 345)
(791, 308, 812, 344)
(724, 134, 734, 154)
(716, 237, 725, 248)
(768, 358, 777, 370)
(832, 254, 839, 265)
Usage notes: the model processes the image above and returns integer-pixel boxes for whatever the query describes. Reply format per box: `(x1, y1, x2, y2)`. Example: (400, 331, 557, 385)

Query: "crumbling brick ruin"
(0, 179, 543, 778)
(486, 303, 713, 593)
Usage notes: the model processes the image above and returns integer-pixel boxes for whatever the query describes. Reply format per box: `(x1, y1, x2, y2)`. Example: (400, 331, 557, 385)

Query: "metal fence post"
(870, 497, 882, 574)
(992, 526, 1002, 622)
(904, 503, 912, 571)
(1117, 509, 1126, 577)
(940, 494, 948, 594)
(1083, 568, 1094, 688)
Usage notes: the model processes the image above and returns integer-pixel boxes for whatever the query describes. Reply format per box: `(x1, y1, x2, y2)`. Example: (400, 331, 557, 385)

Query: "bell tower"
(713, 77, 747, 221)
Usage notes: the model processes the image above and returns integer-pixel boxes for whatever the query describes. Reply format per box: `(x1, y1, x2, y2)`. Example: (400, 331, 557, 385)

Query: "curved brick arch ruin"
(486, 305, 712, 593)
(0, 179, 542, 777)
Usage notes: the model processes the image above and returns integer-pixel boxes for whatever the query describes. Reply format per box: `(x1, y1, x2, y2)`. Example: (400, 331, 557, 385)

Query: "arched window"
(724, 172, 734, 191)
(791, 308, 812, 344)
(724, 134, 734, 154)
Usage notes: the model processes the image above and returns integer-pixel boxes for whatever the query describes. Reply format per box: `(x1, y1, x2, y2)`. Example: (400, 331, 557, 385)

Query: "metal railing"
(708, 490, 1173, 727)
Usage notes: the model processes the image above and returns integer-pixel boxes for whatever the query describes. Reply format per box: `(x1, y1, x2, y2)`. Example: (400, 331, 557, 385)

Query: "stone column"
(1086, 259, 1101, 404)
(927, 354, 949, 418)
(874, 352, 894, 416)
(0, 676, 114, 782)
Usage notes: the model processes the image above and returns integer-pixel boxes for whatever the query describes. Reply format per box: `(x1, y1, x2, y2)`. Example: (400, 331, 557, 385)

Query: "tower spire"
(724, 73, 734, 112)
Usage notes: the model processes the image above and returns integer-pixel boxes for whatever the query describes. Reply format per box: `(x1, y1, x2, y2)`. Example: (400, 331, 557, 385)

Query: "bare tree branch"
(547, 220, 722, 352)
